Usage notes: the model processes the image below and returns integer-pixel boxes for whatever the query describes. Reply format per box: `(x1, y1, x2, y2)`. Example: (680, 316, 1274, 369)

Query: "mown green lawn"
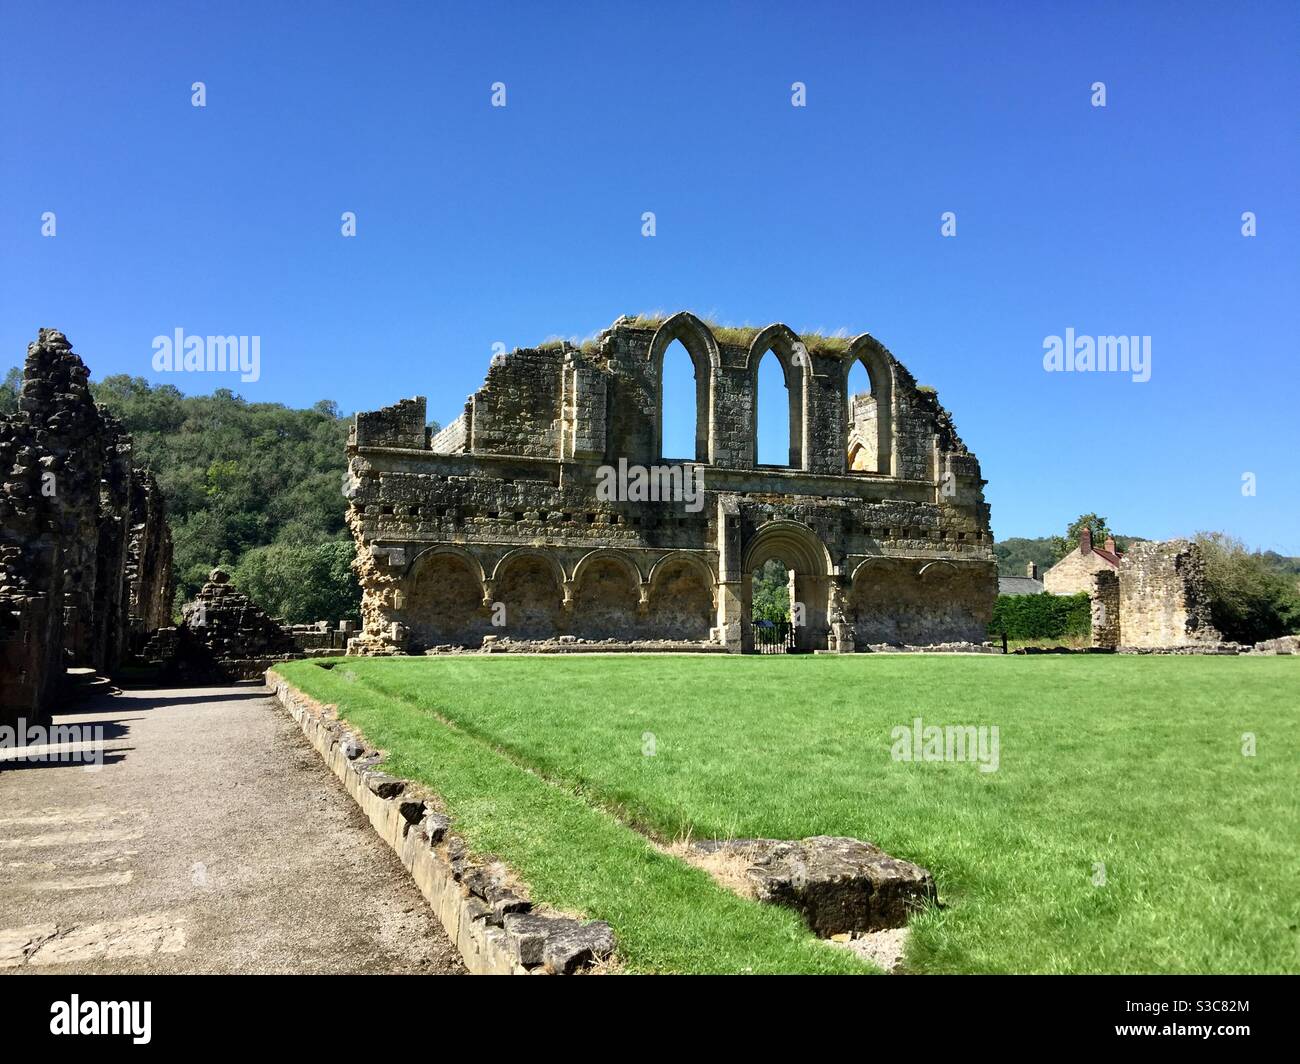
(278, 654, 1299, 974)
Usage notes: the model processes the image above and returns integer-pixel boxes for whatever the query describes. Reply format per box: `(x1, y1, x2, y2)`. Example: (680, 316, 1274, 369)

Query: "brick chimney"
(1080, 527, 1093, 554)
(1026, 561, 1039, 580)
(1104, 536, 1116, 555)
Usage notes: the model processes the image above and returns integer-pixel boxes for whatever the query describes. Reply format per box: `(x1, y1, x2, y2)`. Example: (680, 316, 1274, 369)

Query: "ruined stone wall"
(404, 552, 492, 647)
(641, 558, 713, 640)
(469, 350, 564, 459)
(1091, 570, 1120, 649)
(845, 558, 995, 646)
(1, 330, 105, 722)
(1, 330, 174, 726)
(345, 313, 995, 654)
(90, 413, 134, 672)
(0, 388, 63, 722)
(352, 396, 427, 450)
(125, 468, 175, 633)
(847, 394, 878, 472)
(429, 415, 467, 455)
(174, 569, 300, 679)
(285, 621, 356, 652)
(1116, 540, 1219, 648)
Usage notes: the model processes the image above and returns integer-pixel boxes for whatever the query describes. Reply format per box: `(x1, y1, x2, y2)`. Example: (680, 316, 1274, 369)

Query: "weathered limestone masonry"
(125, 469, 174, 635)
(1114, 539, 1219, 649)
(1254, 635, 1300, 655)
(1090, 569, 1121, 649)
(1089, 539, 1219, 650)
(345, 313, 997, 654)
(689, 836, 936, 937)
(0, 330, 174, 726)
(269, 670, 616, 974)
(174, 569, 302, 680)
(164, 569, 357, 680)
(285, 619, 357, 653)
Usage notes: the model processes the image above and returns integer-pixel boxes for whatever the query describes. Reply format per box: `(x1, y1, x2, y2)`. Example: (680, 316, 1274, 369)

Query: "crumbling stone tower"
(345, 313, 996, 654)
(0, 330, 174, 725)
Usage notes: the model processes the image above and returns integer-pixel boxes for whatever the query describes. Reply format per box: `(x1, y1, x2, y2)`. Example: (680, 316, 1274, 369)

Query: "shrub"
(990, 592, 1091, 640)
(1195, 532, 1300, 644)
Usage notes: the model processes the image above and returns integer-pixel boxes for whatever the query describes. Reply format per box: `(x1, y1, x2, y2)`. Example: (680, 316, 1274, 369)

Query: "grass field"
(277, 655, 1299, 975)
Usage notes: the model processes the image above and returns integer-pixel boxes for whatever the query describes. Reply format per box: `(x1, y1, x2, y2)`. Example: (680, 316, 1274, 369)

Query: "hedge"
(989, 592, 1091, 640)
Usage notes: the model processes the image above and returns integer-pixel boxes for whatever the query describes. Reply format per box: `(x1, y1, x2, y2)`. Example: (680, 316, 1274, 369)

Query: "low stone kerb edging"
(266, 669, 615, 975)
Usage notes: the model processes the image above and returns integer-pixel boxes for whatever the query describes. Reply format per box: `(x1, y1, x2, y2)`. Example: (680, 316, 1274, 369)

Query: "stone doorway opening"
(740, 521, 831, 654)
(750, 558, 797, 654)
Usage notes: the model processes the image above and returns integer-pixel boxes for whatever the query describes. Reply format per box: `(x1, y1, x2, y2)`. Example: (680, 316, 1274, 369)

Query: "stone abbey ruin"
(2, 320, 1264, 729)
(344, 312, 999, 654)
(0, 330, 359, 727)
(0, 330, 174, 726)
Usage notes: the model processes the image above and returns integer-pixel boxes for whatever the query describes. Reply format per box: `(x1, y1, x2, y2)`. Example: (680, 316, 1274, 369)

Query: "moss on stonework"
(799, 333, 854, 355)
(486, 315, 863, 360)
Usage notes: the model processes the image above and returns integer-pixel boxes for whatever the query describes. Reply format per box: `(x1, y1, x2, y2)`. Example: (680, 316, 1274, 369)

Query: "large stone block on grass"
(501, 912, 616, 972)
(696, 835, 936, 936)
(542, 920, 615, 975)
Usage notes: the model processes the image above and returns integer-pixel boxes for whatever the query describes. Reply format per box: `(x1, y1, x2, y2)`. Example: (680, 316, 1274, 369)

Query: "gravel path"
(0, 683, 464, 974)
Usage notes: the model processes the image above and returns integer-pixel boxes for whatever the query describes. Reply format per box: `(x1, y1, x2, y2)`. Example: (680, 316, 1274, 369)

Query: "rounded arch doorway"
(740, 521, 832, 654)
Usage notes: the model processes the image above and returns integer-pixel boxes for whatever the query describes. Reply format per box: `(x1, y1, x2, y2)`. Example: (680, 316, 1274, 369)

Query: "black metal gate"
(752, 620, 797, 654)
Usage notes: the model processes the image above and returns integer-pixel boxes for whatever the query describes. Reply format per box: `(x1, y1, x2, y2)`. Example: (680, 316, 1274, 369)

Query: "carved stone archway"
(740, 520, 832, 653)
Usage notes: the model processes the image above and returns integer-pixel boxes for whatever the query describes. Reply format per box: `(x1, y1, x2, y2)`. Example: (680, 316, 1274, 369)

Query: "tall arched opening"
(741, 521, 831, 653)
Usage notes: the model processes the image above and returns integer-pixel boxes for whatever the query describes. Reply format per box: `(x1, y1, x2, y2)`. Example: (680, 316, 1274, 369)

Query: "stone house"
(344, 312, 997, 654)
(1043, 528, 1121, 597)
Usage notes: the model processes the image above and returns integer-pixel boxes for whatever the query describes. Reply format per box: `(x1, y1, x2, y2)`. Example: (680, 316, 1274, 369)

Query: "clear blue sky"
(2, 1, 1296, 551)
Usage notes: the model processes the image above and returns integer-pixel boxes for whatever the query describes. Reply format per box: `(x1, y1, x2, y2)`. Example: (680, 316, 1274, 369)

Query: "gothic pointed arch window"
(755, 348, 792, 466)
(747, 325, 806, 470)
(660, 339, 698, 460)
(649, 313, 717, 463)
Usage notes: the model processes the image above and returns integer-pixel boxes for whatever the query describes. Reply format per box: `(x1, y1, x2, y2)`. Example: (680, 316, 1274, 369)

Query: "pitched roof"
(998, 576, 1046, 596)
